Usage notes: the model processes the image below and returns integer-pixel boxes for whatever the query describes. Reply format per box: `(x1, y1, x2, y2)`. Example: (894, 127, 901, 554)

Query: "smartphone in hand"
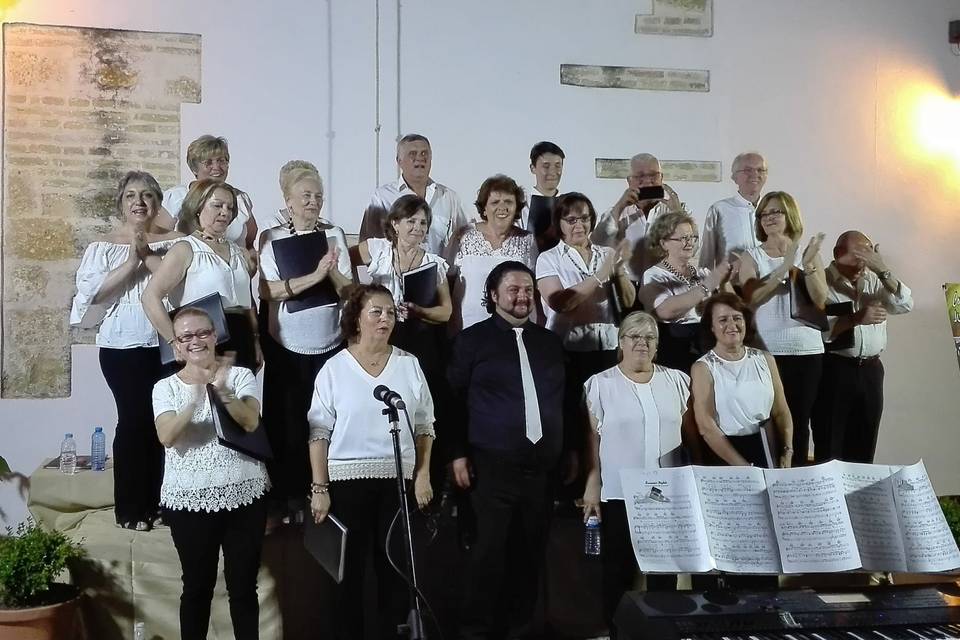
(636, 185, 665, 200)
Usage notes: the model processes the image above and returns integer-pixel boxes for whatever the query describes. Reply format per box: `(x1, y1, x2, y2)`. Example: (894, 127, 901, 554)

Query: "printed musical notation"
(838, 461, 907, 572)
(892, 461, 960, 573)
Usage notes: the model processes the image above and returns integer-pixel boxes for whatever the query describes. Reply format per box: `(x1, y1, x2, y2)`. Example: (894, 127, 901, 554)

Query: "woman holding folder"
(353, 194, 453, 471)
(258, 168, 352, 520)
(152, 306, 269, 640)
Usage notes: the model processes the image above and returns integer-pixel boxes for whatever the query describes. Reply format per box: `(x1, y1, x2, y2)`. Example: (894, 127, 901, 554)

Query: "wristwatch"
(878, 270, 891, 280)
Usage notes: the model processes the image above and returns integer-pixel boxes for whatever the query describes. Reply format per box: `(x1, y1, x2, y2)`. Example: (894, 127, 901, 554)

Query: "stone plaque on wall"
(595, 158, 722, 182)
(2, 23, 201, 398)
(635, 0, 714, 37)
(560, 64, 709, 93)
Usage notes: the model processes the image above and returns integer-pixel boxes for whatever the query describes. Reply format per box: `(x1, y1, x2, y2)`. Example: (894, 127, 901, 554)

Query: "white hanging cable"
(396, 0, 402, 162)
(325, 0, 335, 214)
(375, 0, 383, 185)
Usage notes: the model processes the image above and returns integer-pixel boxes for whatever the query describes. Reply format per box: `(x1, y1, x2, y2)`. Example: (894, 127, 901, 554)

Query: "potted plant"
(0, 515, 85, 639)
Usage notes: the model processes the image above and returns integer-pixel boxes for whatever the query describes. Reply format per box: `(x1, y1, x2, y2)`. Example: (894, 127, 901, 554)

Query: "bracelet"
(310, 482, 330, 495)
(782, 446, 794, 454)
(593, 274, 606, 286)
(878, 270, 891, 280)
(283, 279, 294, 297)
(804, 266, 818, 275)
(695, 282, 709, 296)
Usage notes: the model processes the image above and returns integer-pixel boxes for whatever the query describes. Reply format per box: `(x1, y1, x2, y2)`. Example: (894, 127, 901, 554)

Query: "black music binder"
(272, 231, 339, 312)
(825, 300, 856, 351)
(158, 292, 230, 365)
(304, 513, 348, 583)
(402, 262, 438, 308)
(207, 384, 273, 462)
(527, 194, 555, 238)
(789, 268, 828, 331)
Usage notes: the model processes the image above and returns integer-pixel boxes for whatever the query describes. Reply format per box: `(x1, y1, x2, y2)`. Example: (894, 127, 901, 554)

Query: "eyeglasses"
(758, 209, 786, 219)
(622, 333, 658, 344)
(629, 172, 662, 181)
(560, 215, 592, 226)
(175, 328, 214, 343)
(667, 234, 699, 244)
(736, 167, 768, 176)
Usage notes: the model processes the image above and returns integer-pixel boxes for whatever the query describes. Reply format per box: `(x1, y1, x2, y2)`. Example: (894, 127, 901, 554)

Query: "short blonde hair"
(281, 168, 323, 200)
(755, 191, 803, 241)
(618, 311, 659, 342)
(279, 160, 318, 188)
(175, 179, 238, 235)
(647, 210, 698, 261)
(186, 135, 230, 175)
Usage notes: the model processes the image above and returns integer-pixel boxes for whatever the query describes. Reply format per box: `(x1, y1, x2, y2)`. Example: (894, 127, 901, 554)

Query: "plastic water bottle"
(133, 621, 146, 640)
(91, 427, 106, 471)
(584, 515, 602, 556)
(59, 433, 77, 475)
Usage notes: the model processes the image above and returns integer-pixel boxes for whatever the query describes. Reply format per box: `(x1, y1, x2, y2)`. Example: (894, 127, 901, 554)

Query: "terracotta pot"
(0, 584, 82, 640)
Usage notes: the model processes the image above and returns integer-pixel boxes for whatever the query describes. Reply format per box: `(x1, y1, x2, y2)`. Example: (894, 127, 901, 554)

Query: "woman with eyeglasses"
(536, 192, 634, 485)
(581, 311, 698, 631)
(638, 211, 734, 373)
(152, 306, 270, 640)
(258, 167, 352, 521)
(737, 191, 826, 466)
(307, 283, 434, 639)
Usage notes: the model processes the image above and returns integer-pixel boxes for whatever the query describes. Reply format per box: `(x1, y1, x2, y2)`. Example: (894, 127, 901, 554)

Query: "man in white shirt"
(591, 153, 682, 281)
(811, 231, 913, 464)
(358, 133, 468, 256)
(699, 152, 768, 269)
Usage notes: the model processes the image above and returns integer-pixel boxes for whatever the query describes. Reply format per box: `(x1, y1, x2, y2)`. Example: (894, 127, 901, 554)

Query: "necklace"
(659, 259, 701, 286)
(195, 230, 226, 245)
(393, 243, 423, 299)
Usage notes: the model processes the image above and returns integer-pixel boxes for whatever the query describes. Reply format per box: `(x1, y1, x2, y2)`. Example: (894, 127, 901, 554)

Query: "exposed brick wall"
(2, 23, 200, 398)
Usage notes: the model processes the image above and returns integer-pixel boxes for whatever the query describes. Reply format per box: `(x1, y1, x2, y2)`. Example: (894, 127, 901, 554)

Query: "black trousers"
(459, 451, 552, 640)
(261, 341, 343, 504)
(164, 496, 267, 640)
(601, 500, 677, 635)
(99, 347, 167, 524)
(772, 354, 822, 466)
(329, 478, 409, 640)
(811, 354, 884, 463)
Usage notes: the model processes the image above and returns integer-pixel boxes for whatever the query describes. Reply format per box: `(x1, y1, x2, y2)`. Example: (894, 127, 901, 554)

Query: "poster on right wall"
(944, 284, 960, 370)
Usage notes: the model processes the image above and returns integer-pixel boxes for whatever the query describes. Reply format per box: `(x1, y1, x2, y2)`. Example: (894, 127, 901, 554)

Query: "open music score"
(619, 460, 960, 574)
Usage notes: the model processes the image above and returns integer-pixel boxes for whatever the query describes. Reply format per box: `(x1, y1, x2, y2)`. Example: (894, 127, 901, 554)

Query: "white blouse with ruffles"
(152, 366, 270, 512)
(70, 239, 181, 348)
(169, 234, 252, 309)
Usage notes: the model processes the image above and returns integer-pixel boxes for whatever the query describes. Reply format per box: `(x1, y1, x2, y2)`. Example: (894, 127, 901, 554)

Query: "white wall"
(2, 0, 960, 526)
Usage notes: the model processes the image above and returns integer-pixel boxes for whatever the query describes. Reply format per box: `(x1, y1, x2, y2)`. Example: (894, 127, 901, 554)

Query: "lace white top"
(70, 239, 181, 348)
(450, 224, 538, 331)
(164, 184, 252, 246)
(585, 365, 690, 501)
(169, 235, 252, 309)
(640, 263, 711, 324)
(307, 347, 435, 481)
(744, 246, 824, 355)
(259, 225, 351, 354)
(696, 348, 774, 437)
(152, 366, 269, 512)
(535, 240, 618, 351)
(365, 238, 449, 310)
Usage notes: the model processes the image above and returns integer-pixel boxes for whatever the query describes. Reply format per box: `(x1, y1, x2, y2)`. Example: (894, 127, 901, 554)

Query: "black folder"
(272, 232, 339, 313)
(788, 268, 829, 331)
(527, 194, 555, 238)
(824, 300, 856, 351)
(304, 513, 348, 583)
(207, 384, 273, 462)
(402, 262, 438, 308)
(158, 292, 231, 365)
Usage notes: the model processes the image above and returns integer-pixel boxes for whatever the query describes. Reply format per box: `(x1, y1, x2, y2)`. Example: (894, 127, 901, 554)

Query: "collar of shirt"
(732, 191, 757, 209)
(827, 262, 865, 298)
(397, 175, 437, 202)
(492, 312, 535, 332)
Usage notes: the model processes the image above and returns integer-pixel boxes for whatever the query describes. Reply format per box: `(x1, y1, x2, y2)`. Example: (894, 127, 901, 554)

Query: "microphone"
(373, 384, 406, 410)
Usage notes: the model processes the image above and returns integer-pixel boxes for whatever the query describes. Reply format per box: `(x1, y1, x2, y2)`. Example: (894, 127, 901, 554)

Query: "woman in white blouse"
(70, 171, 183, 531)
(639, 211, 733, 373)
(691, 292, 793, 469)
(258, 168, 352, 519)
(738, 191, 826, 465)
(536, 192, 633, 484)
(582, 311, 697, 623)
(448, 174, 537, 332)
(152, 307, 269, 640)
(155, 134, 258, 252)
(307, 284, 434, 639)
(142, 179, 262, 371)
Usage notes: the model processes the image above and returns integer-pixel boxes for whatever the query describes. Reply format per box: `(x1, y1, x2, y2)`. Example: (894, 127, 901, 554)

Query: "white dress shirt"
(591, 201, 671, 281)
(362, 176, 468, 256)
(699, 192, 760, 269)
(822, 263, 913, 358)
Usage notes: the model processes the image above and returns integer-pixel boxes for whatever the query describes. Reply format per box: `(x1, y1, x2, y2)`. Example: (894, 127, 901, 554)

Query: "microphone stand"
(383, 404, 427, 639)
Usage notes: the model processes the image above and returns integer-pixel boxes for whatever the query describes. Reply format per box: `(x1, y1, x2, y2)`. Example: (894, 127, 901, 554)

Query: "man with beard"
(448, 261, 565, 639)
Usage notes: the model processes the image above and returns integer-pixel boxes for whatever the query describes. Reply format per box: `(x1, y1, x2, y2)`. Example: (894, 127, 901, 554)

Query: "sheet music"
(620, 467, 713, 573)
(764, 463, 861, 573)
(892, 460, 960, 573)
(836, 460, 907, 572)
(692, 465, 781, 574)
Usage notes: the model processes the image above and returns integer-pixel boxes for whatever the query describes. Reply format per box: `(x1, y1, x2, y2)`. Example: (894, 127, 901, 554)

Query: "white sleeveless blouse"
(697, 348, 774, 437)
